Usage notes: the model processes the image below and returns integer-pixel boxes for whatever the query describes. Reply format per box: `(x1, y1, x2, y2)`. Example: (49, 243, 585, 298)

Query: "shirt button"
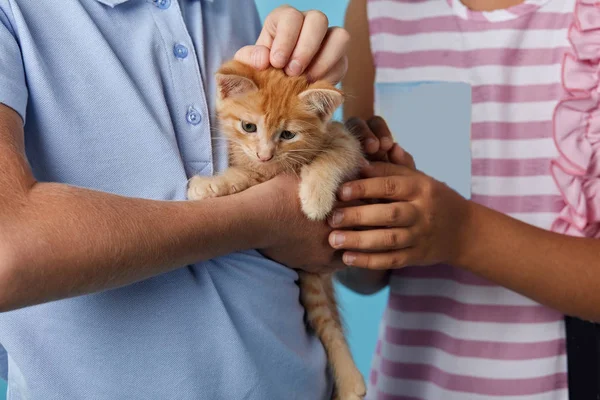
(174, 44, 189, 59)
(186, 108, 202, 126)
(153, 0, 171, 9)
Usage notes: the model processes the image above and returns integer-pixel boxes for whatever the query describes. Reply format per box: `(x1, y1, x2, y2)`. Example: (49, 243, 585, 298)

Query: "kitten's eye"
(241, 121, 257, 133)
(280, 130, 296, 140)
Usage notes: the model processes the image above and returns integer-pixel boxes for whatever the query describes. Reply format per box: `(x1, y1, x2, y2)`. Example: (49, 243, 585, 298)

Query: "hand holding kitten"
(329, 118, 471, 271)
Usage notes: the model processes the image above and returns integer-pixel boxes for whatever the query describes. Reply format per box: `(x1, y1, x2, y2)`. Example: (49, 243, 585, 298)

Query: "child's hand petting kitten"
(234, 5, 349, 84)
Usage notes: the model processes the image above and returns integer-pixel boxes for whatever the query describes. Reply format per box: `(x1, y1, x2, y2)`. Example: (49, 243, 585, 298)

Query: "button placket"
(150, 0, 171, 9)
(147, 0, 213, 176)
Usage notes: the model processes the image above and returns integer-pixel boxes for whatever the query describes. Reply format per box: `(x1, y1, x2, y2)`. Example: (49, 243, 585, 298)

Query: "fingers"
(329, 228, 415, 252)
(319, 55, 348, 85)
(234, 45, 270, 70)
(360, 161, 413, 179)
(388, 143, 416, 170)
(346, 118, 380, 156)
(367, 116, 394, 153)
(264, 8, 305, 69)
(285, 10, 329, 76)
(329, 202, 418, 228)
(341, 250, 414, 269)
(340, 174, 418, 202)
(255, 6, 349, 82)
(305, 27, 350, 83)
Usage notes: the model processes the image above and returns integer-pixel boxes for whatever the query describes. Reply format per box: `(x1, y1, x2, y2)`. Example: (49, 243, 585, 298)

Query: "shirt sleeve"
(0, 5, 28, 122)
(0, 343, 7, 381)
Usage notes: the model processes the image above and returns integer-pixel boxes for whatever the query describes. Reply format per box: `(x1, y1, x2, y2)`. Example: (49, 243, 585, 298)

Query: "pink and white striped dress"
(365, 0, 600, 398)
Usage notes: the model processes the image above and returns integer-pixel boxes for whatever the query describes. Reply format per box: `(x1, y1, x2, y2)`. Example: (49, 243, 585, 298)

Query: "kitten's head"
(215, 60, 344, 168)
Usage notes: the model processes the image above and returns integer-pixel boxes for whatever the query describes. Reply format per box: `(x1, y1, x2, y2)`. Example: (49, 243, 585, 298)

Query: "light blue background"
(0, 1, 473, 397)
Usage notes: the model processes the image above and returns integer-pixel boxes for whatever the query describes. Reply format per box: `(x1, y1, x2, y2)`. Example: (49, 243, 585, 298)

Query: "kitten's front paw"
(187, 176, 229, 200)
(299, 179, 336, 221)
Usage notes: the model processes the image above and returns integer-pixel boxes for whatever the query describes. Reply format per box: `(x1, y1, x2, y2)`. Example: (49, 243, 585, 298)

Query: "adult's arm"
(0, 104, 333, 311)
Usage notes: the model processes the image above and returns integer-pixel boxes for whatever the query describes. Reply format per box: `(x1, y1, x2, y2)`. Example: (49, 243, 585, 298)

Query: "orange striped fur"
(187, 60, 365, 399)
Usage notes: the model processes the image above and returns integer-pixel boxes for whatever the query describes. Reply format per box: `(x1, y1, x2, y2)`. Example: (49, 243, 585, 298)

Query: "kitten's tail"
(299, 271, 366, 400)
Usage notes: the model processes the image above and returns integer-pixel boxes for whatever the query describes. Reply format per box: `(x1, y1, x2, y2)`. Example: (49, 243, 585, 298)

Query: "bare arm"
(0, 104, 273, 311)
(333, 158, 600, 322)
(456, 202, 600, 322)
(335, 0, 390, 295)
(342, 0, 375, 121)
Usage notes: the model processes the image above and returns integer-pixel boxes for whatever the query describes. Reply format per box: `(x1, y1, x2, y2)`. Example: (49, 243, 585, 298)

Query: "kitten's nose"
(257, 153, 273, 162)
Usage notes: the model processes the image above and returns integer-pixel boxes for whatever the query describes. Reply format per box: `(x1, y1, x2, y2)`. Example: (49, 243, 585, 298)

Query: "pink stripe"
(471, 84, 562, 104)
(379, 360, 568, 396)
(370, 369, 379, 386)
(369, 14, 572, 35)
(385, 328, 566, 359)
(376, 339, 382, 355)
(472, 158, 552, 177)
(471, 121, 554, 140)
(471, 194, 564, 213)
(394, 265, 495, 286)
(375, 48, 562, 69)
(388, 294, 563, 323)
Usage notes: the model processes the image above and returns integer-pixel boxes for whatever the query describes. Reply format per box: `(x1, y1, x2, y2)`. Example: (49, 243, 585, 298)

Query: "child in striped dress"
(331, 0, 600, 399)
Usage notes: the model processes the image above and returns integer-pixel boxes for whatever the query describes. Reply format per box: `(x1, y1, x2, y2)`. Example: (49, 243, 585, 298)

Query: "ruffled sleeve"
(552, 0, 600, 238)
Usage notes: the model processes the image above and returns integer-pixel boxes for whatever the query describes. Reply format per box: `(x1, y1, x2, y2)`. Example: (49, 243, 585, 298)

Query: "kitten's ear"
(216, 73, 258, 100)
(298, 88, 344, 121)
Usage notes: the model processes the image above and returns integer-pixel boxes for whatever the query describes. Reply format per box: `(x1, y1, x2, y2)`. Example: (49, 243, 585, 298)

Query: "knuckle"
(383, 177, 398, 197)
(390, 254, 406, 268)
(420, 177, 436, 198)
(389, 205, 402, 224)
(353, 182, 365, 197)
(329, 27, 351, 44)
(384, 231, 399, 248)
(353, 233, 362, 249)
(282, 7, 304, 22)
(306, 10, 329, 26)
(350, 209, 362, 224)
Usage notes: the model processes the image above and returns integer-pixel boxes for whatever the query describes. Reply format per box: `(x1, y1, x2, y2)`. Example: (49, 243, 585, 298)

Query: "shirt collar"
(96, 0, 214, 8)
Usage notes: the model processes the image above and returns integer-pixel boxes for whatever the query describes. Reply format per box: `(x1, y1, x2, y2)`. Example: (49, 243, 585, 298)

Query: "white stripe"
(483, 9, 518, 22)
(368, 0, 454, 21)
(372, 377, 568, 400)
(472, 101, 556, 123)
(381, 343, 567, 378)
(384, 309, 566, 342)
(510, 212, 557, 229)
(472, 176, 558, 196)
(542, 0, 577, 12)
(367, 0, 573, 21)
(375, 64, 560, 85)
(471, 138, 558, 159)
(393, 278, 539, 306)
(370, 29, 569, 53)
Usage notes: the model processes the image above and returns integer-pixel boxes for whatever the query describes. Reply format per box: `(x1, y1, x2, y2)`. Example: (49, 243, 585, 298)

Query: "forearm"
(0, 182, 264, 311)
(336, 268, 390, 295)
(456, 201, 600, 321)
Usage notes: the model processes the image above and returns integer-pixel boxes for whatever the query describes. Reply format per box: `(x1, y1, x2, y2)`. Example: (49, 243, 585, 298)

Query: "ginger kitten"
(187, 60, 366, 400)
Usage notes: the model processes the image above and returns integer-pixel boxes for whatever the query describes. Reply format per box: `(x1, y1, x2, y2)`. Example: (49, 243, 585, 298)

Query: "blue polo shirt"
(0, 0, 330, 398)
